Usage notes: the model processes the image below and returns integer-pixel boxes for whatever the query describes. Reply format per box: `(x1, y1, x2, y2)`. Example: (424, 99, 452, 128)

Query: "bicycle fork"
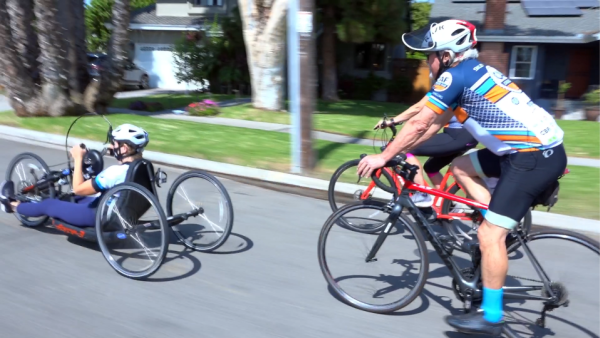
(364, 198, 404, 263)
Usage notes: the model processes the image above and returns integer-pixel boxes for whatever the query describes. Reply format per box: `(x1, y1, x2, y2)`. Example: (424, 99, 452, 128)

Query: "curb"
(0, 125, 598, 234)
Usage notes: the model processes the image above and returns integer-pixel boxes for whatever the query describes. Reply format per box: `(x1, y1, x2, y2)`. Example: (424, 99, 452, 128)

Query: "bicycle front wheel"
(318, 199, 429, 313)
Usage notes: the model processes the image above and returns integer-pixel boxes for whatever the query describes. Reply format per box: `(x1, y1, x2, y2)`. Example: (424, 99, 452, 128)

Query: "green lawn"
(0, 110, 597, 220)
(221, 102, 600, 159)
(220, 100, 409, 141)
(110, 93, 242, 110)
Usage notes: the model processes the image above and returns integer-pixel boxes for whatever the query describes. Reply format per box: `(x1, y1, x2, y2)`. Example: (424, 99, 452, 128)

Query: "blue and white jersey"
(92, 164, 130, 193)
(425, 58, 564, 156)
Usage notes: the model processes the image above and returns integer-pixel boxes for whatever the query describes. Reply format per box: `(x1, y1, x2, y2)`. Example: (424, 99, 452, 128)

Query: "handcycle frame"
(364, 153, 580, 333)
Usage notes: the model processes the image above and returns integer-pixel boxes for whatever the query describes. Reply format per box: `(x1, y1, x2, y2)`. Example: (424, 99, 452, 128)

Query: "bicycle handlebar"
(360, 152, 420, 193)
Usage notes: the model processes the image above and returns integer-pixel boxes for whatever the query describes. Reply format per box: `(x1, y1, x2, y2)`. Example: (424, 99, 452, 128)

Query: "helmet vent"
(452, 28, 465, 36)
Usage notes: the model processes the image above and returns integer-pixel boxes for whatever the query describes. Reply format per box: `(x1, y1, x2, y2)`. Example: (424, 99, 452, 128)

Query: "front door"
(565, 47, 592, 98)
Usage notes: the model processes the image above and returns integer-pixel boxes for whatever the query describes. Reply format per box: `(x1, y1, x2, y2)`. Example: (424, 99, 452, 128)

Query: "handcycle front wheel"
(440, 183, 532, 252)
(318, 199, 429, 313)
(95, 182, 169, 280)
(5, 152, 56, 227)
(166, 170, 234, 252)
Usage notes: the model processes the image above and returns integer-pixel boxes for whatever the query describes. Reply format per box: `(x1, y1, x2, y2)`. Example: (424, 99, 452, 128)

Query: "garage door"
(134, 43, 206, 90)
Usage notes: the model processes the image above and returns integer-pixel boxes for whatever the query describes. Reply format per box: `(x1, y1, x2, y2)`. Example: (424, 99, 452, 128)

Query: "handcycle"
(5, 113, 234, 280)
(318, 153, 599, 337)
(327, 115, 533, 246)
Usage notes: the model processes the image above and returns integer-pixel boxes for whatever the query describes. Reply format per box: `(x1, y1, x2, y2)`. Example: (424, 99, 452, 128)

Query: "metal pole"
(288, 0, 302, 173)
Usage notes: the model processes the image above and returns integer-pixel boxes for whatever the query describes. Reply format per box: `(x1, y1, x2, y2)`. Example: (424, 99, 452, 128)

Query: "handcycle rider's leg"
(446, 145, 568, 335)
(0, 180, 97, 227)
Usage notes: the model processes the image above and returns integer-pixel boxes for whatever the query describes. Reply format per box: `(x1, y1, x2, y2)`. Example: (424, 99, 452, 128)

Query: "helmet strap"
(434, 51, 455, 80)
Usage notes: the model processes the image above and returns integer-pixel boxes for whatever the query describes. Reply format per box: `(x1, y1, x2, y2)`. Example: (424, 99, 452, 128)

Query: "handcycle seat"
(52, 158, 157, 242)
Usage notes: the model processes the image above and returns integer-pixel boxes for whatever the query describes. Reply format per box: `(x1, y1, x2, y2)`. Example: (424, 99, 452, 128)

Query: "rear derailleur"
(536, 282, 569, 328)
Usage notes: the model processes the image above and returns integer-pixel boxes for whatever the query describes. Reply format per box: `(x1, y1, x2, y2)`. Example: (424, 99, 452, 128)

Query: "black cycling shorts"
(410, 128, 478, 174)
(470, 144, 567, 229)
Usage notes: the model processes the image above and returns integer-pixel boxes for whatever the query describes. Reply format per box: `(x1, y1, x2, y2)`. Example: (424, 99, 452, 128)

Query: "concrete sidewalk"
(108, 106, 600, 168)
(0, 124, 598, 234)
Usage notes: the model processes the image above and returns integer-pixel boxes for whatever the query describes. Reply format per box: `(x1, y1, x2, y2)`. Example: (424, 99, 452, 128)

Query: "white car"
(88, 53, 150, 90)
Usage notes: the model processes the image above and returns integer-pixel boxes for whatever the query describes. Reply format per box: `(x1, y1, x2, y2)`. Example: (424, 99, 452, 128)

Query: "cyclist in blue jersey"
(358, 19, 566, 336)
(0, 124, 150, 228)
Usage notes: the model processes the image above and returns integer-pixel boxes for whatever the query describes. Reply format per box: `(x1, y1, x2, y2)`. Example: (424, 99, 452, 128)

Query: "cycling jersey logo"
(512, 97, 519, 105)
(433, 73, 453, 92)
(486, 66, 522, 93)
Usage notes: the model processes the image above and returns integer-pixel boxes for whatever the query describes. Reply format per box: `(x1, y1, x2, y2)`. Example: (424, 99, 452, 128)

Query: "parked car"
(87, 53, 150, 90)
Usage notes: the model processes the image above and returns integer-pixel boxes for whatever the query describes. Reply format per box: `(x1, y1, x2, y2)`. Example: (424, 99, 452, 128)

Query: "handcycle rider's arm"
(71, 156, 98, 196)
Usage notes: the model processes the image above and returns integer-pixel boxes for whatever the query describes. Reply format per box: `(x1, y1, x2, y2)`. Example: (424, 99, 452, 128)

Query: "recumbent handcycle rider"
(357, 19, 567, 336)
(0, 123, 150, 227)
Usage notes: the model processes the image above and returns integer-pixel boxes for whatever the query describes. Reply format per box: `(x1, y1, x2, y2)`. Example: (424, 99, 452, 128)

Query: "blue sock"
(481, 287, 504, 323)
(479, 208, 488, 217)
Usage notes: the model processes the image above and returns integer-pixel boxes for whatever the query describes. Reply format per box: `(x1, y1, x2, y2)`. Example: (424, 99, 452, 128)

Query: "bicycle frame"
(361, 167, 476, 221)
(365, 167, 557, 306)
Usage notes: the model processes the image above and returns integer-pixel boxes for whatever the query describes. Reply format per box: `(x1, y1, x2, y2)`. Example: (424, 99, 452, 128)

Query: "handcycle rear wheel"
(328, 159, 398, 233)
(441, 183, 532, 251)
(5, 152, 56, 227)
(318, 199, 429, 313)
(166, 170, 234, 252)
(95, 182, 169, 280)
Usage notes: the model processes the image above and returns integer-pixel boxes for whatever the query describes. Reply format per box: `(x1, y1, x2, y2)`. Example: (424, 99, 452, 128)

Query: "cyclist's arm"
(380, 71, 462, 161)
(391, 95, 429, 123)
(407, 110, 454, 152)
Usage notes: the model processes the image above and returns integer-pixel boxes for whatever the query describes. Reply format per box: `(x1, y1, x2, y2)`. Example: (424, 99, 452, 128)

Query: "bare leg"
(450, 155, 491, 205)
(477, 220, 509, 288)
(406, 156, 427, 186)
(428, 172, 444, 189)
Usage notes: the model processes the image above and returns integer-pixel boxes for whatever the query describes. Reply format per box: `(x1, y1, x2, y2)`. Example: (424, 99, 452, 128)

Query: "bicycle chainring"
(452, 268, 482, 304)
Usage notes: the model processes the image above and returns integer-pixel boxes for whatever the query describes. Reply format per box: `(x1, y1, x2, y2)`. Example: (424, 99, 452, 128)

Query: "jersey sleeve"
(91, 166, 118, 192)
(425, 70, 463, 115)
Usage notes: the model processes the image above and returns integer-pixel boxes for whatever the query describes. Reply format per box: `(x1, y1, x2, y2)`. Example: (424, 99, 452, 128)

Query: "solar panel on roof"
(522, 0, 585, 15)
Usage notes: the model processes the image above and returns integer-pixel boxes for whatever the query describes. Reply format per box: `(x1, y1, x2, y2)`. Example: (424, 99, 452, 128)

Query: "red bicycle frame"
(359, 166, 478, 221)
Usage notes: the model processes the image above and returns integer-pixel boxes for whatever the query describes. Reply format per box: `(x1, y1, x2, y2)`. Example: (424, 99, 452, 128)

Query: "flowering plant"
(186, 99, 220, 116)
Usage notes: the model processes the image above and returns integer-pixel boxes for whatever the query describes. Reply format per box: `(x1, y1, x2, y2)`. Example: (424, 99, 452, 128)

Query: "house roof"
(129, 5, 218, 29)
(430, 0, 600, 42)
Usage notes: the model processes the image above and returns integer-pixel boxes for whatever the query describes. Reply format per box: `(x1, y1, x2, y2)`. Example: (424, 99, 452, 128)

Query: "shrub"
(584, 89, 600, 106)
(145, 102, 165, 112)
(186, 99, 221, 116)
(128, 101, 148, 111)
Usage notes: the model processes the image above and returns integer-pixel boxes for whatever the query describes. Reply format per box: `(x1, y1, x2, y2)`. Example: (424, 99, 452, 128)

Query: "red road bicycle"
(327, 116, 541, 244)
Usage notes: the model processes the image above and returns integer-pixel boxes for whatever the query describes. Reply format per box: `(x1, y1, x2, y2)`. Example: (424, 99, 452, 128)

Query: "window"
(194, 0, 223, 6)
(354, 43, 387, 71)
(509, 46, 538, 80)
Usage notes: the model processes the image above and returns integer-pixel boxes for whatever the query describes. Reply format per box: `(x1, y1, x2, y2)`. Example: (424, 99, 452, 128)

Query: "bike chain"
(506, 274, 543, 284)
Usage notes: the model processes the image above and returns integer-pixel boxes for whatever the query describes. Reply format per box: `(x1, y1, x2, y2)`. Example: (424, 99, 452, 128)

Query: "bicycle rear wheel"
(502, 228, 599, 336)
(328, 159, 398, 233)
(318, 199, 429, 313)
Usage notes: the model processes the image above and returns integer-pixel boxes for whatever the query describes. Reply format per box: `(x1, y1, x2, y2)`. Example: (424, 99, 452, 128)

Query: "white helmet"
(402, 19, 477, 53)
(111, 123, 149, 151)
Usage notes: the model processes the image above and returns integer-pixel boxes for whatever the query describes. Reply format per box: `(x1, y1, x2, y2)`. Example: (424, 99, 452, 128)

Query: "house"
(109, 0, 237, 90)
(429, 0, 600, 110)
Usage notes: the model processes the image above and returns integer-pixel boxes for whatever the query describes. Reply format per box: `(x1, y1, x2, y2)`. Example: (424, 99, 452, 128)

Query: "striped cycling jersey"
(425, 58, 564, 156)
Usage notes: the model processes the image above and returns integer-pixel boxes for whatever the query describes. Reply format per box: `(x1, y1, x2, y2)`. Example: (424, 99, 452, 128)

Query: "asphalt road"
(0, 139, 598, 338)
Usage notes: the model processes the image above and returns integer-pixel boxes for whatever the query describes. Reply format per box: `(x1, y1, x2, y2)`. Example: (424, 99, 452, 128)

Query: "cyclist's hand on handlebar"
(373, 119, 392, 130)
(357, 154, 387, 178)
(70, 145, 87, 160)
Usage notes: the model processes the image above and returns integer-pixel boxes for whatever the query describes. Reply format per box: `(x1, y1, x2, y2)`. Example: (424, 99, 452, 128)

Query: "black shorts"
(470, 144, 568, 229)
(409, 128, 478, 174)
